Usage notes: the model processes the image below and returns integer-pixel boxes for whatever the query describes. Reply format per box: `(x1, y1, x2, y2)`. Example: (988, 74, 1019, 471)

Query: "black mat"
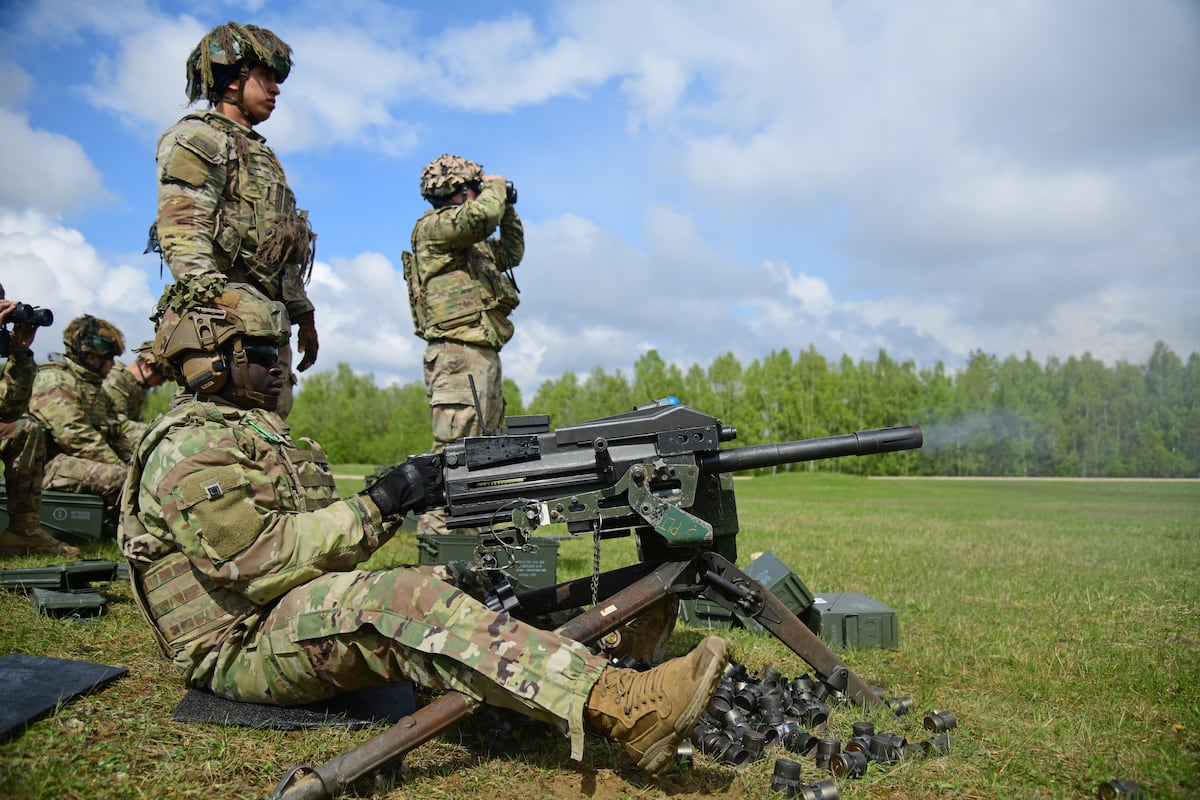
(172, 683, 417, 730)
(0, 653, 128, 742)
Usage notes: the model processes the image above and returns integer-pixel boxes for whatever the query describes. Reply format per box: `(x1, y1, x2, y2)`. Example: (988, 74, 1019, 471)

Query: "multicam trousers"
(0, 416, 46, 517)
(206, 566, 609, 759)
(42, 453, 126, 526)
(418, 340, 504, 536)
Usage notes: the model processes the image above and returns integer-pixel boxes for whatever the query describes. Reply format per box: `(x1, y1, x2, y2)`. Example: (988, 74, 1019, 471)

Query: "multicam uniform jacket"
(119, 396, 379, 684)
(404, 178, 523, 350)
(119, 396, 607, 758)
(30, 358, 131, 465)
(155, 111, 315, 321)
(0, 349, 35, 421)
(102, 362, 147, 421)
(103, 362, 149, 444)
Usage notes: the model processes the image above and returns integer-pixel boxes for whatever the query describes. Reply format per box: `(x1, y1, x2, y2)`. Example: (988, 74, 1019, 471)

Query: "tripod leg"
(552, 560, 696, 642)
(696, 553, 883, 708)
(268, 692, 481, 800)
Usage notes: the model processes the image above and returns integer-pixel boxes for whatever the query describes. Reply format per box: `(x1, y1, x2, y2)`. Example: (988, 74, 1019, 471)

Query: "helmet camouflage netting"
(63, 315, 125, 359)
(187, 22, 293, 104)
(420, 154, 484, 199)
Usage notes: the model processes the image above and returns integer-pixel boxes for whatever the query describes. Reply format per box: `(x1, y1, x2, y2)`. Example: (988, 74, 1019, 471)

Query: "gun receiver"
(436, 401, 922, 564)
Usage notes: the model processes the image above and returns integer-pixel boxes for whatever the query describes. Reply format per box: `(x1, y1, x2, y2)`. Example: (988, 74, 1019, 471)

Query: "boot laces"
(606, 665, 668, 717)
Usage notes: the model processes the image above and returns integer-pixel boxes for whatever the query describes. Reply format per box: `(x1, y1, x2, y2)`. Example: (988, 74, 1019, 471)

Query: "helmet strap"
(220, 63, 262, 126)
(224, 338, 279, 411)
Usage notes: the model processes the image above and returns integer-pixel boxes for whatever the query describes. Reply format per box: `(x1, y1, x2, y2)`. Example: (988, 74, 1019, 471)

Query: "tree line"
(143, 340, 1199, 477)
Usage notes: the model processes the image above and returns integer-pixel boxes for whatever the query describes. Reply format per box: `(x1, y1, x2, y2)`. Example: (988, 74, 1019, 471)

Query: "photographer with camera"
(0, 284, 79, 556)
(402, 154, 523, 537)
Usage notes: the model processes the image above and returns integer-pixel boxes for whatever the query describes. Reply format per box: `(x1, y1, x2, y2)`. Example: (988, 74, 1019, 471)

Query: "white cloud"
(2, 0, 1195, 405)
(300, 252, 425, 385)
(81, 15, 209, 134)
(0, 107, 114, 214)
(0, 209, 161, 358)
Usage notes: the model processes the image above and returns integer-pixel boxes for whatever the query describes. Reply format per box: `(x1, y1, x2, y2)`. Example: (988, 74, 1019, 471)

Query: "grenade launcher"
(413, 399, 923, 567)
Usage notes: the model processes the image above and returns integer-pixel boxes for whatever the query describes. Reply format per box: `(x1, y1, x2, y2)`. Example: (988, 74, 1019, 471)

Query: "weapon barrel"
(699, 425, 923, 474)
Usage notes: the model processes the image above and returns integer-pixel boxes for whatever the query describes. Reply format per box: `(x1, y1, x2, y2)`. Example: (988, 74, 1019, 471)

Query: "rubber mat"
(0, 652, 127, 742)
(172, 682, 416, 730)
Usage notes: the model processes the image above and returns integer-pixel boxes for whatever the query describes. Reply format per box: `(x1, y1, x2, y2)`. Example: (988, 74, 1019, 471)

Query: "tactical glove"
(364, 457, 443, 518)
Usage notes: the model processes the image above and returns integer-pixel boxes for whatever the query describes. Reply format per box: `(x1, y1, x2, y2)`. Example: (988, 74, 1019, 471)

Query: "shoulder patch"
(177, 463, 249, 510)
(176, 463, 263, 562)
(162, 126, 228, 188)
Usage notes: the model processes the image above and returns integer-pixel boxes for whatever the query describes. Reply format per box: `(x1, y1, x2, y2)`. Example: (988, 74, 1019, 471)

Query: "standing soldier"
(29, 315, 131, 534)
(403, 154, 523, 535)
(121, 286, 729, 777)
(152, 21, 317, 418)
(0, 285, 79, 556)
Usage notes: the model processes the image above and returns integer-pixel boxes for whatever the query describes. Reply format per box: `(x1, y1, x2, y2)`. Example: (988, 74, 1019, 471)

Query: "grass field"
(1, 474, 1197, 799)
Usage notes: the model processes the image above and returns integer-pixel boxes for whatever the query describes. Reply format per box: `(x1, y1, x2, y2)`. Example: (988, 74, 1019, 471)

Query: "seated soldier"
(29, 315, 132, 530)
(119, 284, 729, 775)
(103, 340, 167, 442)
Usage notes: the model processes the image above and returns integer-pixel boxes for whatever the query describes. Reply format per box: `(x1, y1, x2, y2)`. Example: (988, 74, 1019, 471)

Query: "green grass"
(1, 475, 1197, 799)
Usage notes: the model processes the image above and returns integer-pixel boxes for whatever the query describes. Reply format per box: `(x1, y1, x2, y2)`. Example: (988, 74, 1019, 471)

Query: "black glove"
(365, 457, 443, 518)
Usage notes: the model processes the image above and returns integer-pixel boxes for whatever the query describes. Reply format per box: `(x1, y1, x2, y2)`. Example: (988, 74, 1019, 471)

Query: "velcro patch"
(176, 465, 264, 562)
(163, 133, 224, 188)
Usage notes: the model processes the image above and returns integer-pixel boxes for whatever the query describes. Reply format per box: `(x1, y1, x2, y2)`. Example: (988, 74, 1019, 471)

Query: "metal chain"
(591, 521, 601, 609)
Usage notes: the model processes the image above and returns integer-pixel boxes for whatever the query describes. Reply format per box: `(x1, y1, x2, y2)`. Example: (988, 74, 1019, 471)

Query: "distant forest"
(144, 340, 1199, 477)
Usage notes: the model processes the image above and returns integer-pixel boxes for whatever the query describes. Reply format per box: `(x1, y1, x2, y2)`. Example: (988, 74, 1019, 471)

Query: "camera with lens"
(505, 180, 518, 205)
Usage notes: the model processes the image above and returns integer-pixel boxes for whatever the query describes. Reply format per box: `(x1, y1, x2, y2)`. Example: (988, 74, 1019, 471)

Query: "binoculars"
(6, 302, 54, 327)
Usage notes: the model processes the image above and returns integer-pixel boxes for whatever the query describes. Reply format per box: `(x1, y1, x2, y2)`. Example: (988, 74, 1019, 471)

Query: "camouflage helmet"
(132, 340, 160, 369)
(420, 154, 484, 200)
(63, 315, 125, 360)
(154, 284, 286, 397)
(186, 22, 293, 105)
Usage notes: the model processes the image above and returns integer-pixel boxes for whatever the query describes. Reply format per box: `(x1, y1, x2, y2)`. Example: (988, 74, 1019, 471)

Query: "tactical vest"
(122, 402, 338, 666)
(161, 112, 315, 299)
(403, 230, 520, 346)
(34, 360, 122, 461)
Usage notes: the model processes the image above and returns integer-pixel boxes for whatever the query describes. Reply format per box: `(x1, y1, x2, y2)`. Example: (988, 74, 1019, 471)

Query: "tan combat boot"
(585, 634, 730, 774)
(0, 512, 81, 557)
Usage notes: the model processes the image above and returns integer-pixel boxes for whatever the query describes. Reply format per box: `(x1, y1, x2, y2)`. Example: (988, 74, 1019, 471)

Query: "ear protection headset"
(180, 350, 228, 393)
(175, 311, 230, 393)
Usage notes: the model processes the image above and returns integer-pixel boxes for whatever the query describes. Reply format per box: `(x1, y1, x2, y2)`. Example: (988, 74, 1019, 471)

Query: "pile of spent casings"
(684, 658, 956, 795)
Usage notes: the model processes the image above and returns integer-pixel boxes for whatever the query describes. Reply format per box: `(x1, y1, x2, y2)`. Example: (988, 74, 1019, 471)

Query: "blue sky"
(2, 0, 1198, 401)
